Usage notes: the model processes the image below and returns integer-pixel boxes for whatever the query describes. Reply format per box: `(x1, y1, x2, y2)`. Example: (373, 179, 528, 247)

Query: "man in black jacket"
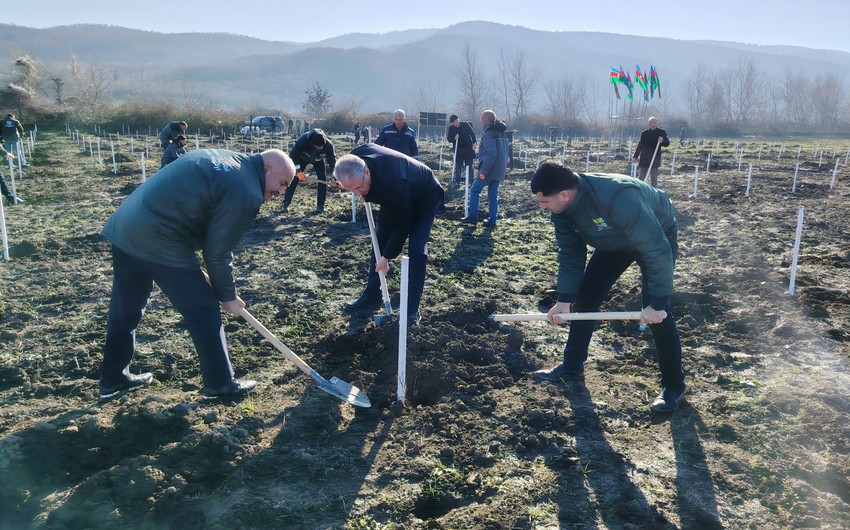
(632, 116, 670, 188)
(281, 129, 336, 214)
(447, 114, 477, 187)
(335, 145, 444, 327)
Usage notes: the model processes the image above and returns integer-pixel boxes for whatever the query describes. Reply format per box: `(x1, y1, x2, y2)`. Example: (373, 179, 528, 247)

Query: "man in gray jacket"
(530, 161, 685, 412)
(460, 110, 508, 228)
(99, 148, 295, 401)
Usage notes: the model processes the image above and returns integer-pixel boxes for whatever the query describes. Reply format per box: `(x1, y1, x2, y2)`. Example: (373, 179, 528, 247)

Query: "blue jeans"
(468, 179, 501, 224)
(563, 225, 684, 389)
(101, 246, 235, 389)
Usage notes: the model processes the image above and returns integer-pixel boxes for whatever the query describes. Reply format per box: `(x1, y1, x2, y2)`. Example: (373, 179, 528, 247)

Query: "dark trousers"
(101, 246, 235, 389)
(563, 225, 684, 389)
(638, 166, 660, 187)
(362, 209, 438, 315)
(283, 161, 326, 209)
(452, 148, 474, 183)
(1, 171, 16, 201)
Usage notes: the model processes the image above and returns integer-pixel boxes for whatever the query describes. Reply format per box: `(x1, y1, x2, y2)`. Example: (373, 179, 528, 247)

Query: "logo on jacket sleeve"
(592, 217, 610, 231)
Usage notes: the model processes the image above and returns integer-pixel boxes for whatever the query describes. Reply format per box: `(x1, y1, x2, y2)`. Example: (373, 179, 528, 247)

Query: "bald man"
(99, 148, 295, 401)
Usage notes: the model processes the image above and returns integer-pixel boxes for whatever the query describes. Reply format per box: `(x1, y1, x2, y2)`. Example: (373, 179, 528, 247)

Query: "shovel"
(203, 272, 370, 407)
(364, 202, 393, 324)
(488, 311, 643, 322)
(238, 308, 371, 408)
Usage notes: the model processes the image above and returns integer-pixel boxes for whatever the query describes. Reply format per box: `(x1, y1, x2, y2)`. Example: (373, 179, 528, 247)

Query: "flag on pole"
(650, 65, 662, 99)
(622, 67, 634, 101)
(609, 68, 621, 99)
(635, 65, 650, 101)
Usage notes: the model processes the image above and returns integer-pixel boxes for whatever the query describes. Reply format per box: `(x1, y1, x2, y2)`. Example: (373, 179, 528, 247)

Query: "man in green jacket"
(530, 161, 685, 412)
(99, 148, 295, 401)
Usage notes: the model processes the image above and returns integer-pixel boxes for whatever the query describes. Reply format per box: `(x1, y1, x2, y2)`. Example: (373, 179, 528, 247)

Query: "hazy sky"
(9, 0, 850, 53)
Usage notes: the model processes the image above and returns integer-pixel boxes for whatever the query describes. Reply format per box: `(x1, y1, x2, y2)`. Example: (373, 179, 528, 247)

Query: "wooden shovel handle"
(490, 311, 643, 322)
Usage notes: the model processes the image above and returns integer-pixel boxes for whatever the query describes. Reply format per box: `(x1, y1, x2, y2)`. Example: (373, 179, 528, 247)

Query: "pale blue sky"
(9, 0, 850, 53)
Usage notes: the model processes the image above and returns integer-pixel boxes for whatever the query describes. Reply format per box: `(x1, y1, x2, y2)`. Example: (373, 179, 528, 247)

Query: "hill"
(1, 21, 849, 114)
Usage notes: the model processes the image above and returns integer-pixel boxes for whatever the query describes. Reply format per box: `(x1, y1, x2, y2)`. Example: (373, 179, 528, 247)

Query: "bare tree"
(810, 72, 846, 131)
(411, 79, 446, 112)
(728, 57, 764, 126)
(506, 49, 543, 119)
(705, 69, 733, 127)
(781, 67, 811, 129)
(683, 63, 711, 130)
(496, 48, 513, 119)
(454, 41, 488, 121)
(303, 81, 332, 117)
(574, 73, 604, 126)
(761, 79, 784, 130)
(543, 76, 580, 125)
(49, 76, 65, 104)
(68, 53, 112, 123)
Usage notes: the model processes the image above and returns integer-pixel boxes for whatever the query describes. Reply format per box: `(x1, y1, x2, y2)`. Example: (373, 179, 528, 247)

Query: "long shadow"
(557, 384, 673, 529)
(257, 346, 391, 527)
(664, 408, 724, 529)
(0, 402, 193, 528)
(443, 224, 495, 274)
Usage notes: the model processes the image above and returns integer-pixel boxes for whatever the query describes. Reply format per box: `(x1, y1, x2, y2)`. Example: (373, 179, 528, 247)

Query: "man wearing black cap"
(282, 128, 336, 214)
(160, 134, 187, 168)
(447, 114, 477, 188)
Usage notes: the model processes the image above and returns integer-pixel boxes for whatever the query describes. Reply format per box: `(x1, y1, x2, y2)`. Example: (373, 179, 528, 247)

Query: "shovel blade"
(310, 371, 371, 408)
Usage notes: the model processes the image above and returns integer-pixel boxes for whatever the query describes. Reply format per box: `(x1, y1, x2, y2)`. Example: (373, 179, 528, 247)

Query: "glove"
(297, 171, 306, 181)
(479, 173, 486, 180)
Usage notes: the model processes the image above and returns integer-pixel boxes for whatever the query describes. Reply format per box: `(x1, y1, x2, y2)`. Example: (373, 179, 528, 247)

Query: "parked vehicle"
(249, 116, 285, 133)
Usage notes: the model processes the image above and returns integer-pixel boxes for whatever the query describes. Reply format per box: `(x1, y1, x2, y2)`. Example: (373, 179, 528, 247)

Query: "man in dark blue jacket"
(158, 120, 187, 148)
(335, 144, 443, 326)
(530, 161, 685, 412)
(375, 109, 418, 158)
(281, 129, 336, 214)
(99, 148, 295, 401)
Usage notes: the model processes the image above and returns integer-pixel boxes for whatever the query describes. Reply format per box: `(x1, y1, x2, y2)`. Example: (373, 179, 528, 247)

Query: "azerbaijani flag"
(635, 65, 650, 101)
(622, 67, 634, 101)
(650, 65, 662, 99)
(610, 68, 621, 99)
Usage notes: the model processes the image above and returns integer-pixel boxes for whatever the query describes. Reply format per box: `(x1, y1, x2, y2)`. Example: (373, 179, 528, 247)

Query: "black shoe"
(280, 203, 290, 214)
(650, 385, 686, 412)
(407, 311, 421, 327)
(202, 378, 257, 400)
(533, 363, 584, 383)
(344, 292, 382, 312)
(312, 207, 324, 214)
(482, 220, 496, 229)
(99, 372, 153, 401)
(459, 216, 478, 224)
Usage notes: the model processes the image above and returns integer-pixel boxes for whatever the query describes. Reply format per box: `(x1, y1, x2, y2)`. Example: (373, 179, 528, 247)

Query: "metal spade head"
(310, 371, 371, 408)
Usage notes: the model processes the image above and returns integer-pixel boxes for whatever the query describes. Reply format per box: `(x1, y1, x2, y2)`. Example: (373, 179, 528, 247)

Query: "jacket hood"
(489, 120, 508, 133)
